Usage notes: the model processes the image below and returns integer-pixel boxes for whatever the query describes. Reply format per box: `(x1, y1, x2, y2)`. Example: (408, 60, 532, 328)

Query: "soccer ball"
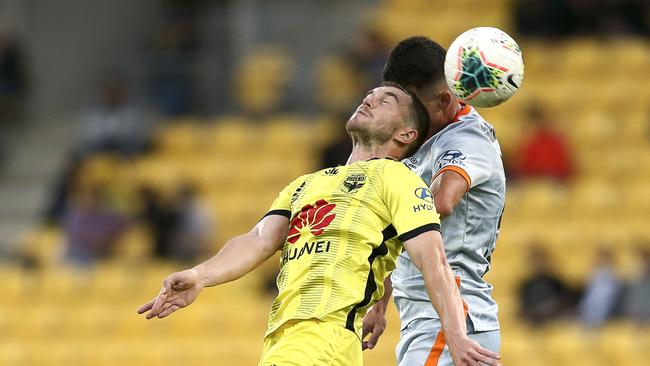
(444, 27, 524, 108)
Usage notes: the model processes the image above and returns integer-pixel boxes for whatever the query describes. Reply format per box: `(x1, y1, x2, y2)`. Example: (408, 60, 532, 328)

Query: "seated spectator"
(514, 0, 649, 38)
(345, 27, 389, 89)
(43, 74, 152, 224)
(513, 0, 574, 38)
(167, 183, 212, 263)
(622, 245, 650, 324)
(63, 180, 129, 266)
(518, 244, 574, 325)
(578, 247, 624, 327)
(511, 104, 574, 182)
(140, 183, 212, 263)
(139, 185, 180, 260)
(77, 74, 151, 157)
(0, 31, 26, 122)
(0, 31, 27, 171)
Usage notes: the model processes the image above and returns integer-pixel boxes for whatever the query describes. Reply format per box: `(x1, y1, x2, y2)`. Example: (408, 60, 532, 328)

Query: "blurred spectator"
(511, 104, 574, 182)
(578, 247, 624, 327)
(0, 31, 27, 122)
(144, 16, 199, 116)
(0, 31, 27, 171)
(514, 0, 650, 38)
(346, 27, 389, 90)
(63, 181, 129, 266)
(518, 244, 574, 325)
(168, 183, 212, 263)
(622, 246, 650, 324)
(140, 183, 211, 263)
(44, 75, 151, 224)
(513, 0, 575, 38)
(78, 74, 151, 157)
(43, 156, 84, 224)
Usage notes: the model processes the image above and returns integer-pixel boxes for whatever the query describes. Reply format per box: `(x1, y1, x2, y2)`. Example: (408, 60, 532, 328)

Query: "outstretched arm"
(403, 230, 501, 366)
(193, 214, 289, 287)
(137, 214, 289, 319)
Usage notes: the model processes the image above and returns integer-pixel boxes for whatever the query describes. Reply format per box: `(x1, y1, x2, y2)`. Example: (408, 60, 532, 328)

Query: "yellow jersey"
(263, 158, 440, 339)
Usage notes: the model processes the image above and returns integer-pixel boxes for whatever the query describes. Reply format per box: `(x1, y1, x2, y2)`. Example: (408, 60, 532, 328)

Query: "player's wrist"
(374, 305, 387, 315)
(188, 267, 207, 288)
(445, 330, 469, 344)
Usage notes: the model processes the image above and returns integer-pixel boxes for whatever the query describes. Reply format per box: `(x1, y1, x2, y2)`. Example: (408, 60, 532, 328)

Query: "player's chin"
(347, 113, 369, 128)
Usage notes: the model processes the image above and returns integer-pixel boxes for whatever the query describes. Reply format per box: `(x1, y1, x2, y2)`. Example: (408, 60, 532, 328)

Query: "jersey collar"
(367, 157, 397, 162)
(439, 102, 471, 131)
(453, 102, 472, 122)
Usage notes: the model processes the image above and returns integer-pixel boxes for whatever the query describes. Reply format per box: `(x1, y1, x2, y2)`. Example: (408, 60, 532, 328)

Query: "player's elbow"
(435, 199, 454, 218)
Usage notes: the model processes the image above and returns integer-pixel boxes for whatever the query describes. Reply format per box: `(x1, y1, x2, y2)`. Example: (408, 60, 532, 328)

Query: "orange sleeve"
(433, 165, 471, 191)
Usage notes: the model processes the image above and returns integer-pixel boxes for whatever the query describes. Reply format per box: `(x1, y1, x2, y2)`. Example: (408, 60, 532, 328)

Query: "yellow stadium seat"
(234, 46, 294, 114)
(0, 342, 30, 366)
(560, 39, 605, 78)
(609, 39, 650, 77)
(568, 178, 622, 219)
(153, 120, 205, 153)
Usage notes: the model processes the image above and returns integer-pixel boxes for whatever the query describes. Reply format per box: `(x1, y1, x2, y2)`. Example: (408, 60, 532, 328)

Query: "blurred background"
(0, 0, 649, 365)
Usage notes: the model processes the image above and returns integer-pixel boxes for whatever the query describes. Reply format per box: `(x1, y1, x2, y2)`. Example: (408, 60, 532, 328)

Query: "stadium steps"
(0, 117, 76, 255)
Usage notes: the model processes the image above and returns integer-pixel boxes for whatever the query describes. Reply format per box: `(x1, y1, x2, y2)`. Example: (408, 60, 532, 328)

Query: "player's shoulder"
(285, 171, 315, 191)
(440, 108, 498, 145)
(373, 159, 422, 184)
(368, 157, 412, 173)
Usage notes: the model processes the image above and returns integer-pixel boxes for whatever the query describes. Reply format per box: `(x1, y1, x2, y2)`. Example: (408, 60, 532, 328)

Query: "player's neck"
(347, 145, 400, 164)
(435, 101, 464, 133)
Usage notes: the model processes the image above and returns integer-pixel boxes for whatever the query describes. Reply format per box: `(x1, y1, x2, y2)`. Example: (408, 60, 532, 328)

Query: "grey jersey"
(393, 106, 505, 332)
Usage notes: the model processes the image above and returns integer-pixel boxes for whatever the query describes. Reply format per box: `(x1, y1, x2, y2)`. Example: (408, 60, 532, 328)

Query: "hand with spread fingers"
(137, 269, 204, 319)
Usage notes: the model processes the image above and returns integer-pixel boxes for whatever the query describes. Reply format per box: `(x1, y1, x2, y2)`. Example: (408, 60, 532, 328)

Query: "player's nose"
(361, 96, 372, 108)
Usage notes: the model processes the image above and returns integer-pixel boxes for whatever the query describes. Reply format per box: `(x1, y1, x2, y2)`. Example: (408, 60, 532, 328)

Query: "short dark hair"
(382, 81, 430, 156)
(382, 36, 447, 89)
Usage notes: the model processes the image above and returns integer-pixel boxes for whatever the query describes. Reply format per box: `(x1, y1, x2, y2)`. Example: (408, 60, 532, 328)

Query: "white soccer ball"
(444, 27, 524, 108)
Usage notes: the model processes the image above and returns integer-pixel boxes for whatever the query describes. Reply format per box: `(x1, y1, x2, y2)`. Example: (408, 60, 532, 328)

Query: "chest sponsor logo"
(435, 150, 467, 170)
(287, 199, 336, 244)
(282, 240, 332, 264)
(341, 173, 366, 193)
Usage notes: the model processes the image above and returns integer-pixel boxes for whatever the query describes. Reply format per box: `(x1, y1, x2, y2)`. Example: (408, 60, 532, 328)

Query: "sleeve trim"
(398, 223, 441, 242)
(433, 165, 471, 191)
(262, 209, 291, 220)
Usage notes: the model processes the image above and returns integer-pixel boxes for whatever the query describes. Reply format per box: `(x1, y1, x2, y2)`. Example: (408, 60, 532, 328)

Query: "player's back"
(265, 159, 439, 338)
(396, 106, 505, 332)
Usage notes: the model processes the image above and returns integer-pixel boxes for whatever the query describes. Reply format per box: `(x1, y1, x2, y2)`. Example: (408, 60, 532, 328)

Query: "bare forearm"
(373, 277, 393, 314)
(192, 233, 278, 287)
(404, 232, 467, 338)
(419, 258, 467, 337)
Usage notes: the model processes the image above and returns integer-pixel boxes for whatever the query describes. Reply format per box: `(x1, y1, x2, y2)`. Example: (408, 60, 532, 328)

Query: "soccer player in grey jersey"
(362, 37, 506, 366)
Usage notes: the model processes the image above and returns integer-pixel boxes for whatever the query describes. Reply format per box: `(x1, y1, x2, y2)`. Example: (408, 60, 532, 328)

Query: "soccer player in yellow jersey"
(138, 83, 501, 366)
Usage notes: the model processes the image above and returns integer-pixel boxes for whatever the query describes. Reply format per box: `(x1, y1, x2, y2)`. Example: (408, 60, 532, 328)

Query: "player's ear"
(396, 126, 418, 145)
(438, 90, 453, 110)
